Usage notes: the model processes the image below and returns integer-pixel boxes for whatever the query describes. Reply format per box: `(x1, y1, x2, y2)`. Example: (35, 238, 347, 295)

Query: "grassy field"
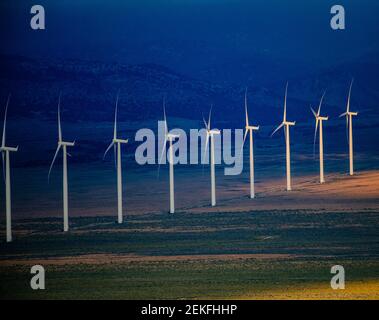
(0, 210, 378, 299)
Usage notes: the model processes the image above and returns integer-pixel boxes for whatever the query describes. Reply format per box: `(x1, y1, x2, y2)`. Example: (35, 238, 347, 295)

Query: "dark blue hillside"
(0, 53, 378, 128)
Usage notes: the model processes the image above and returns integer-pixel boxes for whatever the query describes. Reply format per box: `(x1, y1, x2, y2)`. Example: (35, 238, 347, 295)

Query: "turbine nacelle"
(0, 146, 18, 152)
(113, 138, 129, 144)
(166, 133, 180, 141)
(59, 141, 75, 147)
(339, 111, 358, 118)
(311, 106, 328, 122)
(246, 125, 259, 131)
(207, 129, 220, 136)
(283, 121, 295, 126)
(271, 121, 295, 137)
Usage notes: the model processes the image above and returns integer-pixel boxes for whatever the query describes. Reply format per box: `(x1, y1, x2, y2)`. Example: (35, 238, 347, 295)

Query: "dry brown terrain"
(179, 170, 379, 213)
(0, 253, 293, 266)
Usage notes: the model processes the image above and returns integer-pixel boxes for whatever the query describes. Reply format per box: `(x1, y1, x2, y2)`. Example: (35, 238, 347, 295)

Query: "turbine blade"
(157, 139, 167, 178)
(346, 78, 354, 113)
(48, 145, 61, 181)
(283, 82, 288, 122)
(271, 123, 284, 137)
(114, 91, 119, 140)
(163, 102, 168, 134)
(208, 105, 212, 130)
(202, 114, 208, 129)
(158, 100, 168, 178)
(317, 90, 326, 116)
(310, 107, 317, 118)
(159, 140, 167, 165)
(339, 112, 347, 118)
(203, 133, 210, 165)
(2, 94, 11, 148)
(103, 141, 114, 160)
(245, 88, 249, 127)
(58, 93, 62, 143)
(243, 128, 248, 145)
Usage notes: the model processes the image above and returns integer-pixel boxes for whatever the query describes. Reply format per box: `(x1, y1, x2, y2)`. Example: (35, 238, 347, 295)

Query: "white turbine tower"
(311, 91, 328, 184)
(1, 95, 18, 242)
(240, 88, 259, 198)
(48, 94, 75, 232)
(159, 100, 179, 214)
(339, 79, 358, 176)
(203, 106, 220, 206)
(104, 93, 128, 223)
(271, 83, 296, 191)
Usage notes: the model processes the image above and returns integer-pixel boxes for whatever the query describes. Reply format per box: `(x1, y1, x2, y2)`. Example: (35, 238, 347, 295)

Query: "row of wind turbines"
(1, 80, 358, 242)
(247, 79, 357, 196)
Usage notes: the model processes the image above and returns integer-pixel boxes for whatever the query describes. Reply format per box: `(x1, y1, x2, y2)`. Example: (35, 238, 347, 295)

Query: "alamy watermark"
(30, 5, 45, 30)
(330, 265, 345, 290)
(330, 5, 345, 30)
(135, 122, 244, 176)
(30, 265, 45, 290)
(30, 4, 346, 31)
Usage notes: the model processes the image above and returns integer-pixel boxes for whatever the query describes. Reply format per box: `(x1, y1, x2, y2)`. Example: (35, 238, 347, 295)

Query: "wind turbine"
(1, 95, 18, 242)
(104, 92, 128, 223)
(311, 91, 328, 184)
(158, 99, 179, 214)
(339, 79, 358, 176)
(271, 83, 295, 191)
(203, 106, 220, 206)
(48, 94, 75, 232)
(240, 88, 259, 198)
